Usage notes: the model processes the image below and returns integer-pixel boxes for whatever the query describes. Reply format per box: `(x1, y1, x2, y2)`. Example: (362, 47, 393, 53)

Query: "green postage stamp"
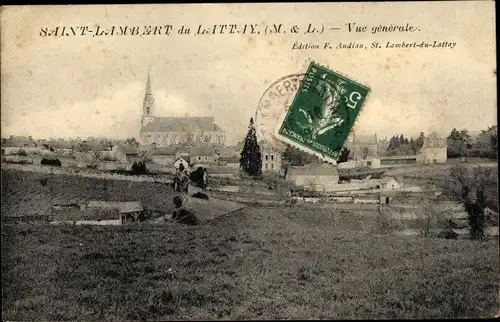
(274, 62, 370, 164)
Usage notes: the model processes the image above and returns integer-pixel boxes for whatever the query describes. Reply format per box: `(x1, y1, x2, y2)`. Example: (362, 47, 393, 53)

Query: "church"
(139, 71, 226, 147)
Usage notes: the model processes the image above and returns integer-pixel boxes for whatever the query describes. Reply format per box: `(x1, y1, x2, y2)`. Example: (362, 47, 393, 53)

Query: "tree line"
(382, 126, 497, 159)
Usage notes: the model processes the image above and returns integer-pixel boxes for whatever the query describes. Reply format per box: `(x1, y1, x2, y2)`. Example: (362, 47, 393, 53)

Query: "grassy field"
(385, 163, 499, 212)
(2, 168, 500, 319)
(1, 168, 177, 220)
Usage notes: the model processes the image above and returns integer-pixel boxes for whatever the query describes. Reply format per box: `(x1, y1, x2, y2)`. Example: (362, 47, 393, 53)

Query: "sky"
(1, 2, 497, 145)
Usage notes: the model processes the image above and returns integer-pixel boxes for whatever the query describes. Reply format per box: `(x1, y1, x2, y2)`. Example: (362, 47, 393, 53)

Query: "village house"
(218, 155, 240, 169)
(286, 163, 339, 192)
(416, 132, 447, 164)
(113, 145, 143, 164)
(260, 140, 285, 172)
(47, 140, 74, 156)
(174, 156, 190, 170)
(190, 145, 217, 167)
(345, 132, 379, 161)
(380, 176, 402, 190)
(150, 146, 177, 166)
(1, 136, 41, 155)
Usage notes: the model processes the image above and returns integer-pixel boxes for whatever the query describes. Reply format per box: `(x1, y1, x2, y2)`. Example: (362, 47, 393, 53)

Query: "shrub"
(375, 210, 404, 234)
(131, 161, 148, 175)
(190, 167, 207, 188)
(437, 228, 458, 240)
(41, 158, 62, 166)
(39, 177, 48, 186)
(447, 165, 494, 241)
(17, 149, 27, 156)
(192, 192, 209, 200)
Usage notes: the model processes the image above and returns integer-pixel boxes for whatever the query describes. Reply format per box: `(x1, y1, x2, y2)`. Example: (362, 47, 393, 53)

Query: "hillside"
(1, 168, 177, 220)
(2, 167, 499, 320)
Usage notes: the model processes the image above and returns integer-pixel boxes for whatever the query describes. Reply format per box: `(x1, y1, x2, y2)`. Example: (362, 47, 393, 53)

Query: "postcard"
(1, 2, 498, 321)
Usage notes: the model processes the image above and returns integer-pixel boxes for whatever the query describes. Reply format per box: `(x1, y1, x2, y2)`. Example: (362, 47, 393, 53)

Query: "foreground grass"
(2, 206, 499, 320)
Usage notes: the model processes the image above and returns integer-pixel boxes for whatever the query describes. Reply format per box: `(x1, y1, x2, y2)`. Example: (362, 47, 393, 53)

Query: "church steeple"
(143, 68, 155, 117)
(141, 68, 156, 132)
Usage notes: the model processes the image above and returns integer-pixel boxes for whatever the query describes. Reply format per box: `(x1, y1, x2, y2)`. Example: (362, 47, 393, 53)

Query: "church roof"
(142, 117, 224, 133)
(215, 146, 239, 158)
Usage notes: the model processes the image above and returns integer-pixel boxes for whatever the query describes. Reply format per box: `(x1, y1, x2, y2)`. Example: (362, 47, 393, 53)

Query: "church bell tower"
(141, 69, 155, 129)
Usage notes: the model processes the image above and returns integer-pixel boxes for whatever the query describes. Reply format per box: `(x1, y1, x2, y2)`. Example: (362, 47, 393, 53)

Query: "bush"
(437, 228, 458, 240)
(190, 167, 207, 188)
(192, 192, 209, 200)
(17, 149, 27, 156)
(41, 158, 62, 166)
(375, 210, 404, 234)
(131, 161, 148, 175)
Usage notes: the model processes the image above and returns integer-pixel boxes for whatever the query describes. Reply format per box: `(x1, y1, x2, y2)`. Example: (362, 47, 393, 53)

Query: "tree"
(409, 138, 419, 154)
(415, 132, 425, 150)
(131, 161, 147, 175)
(240, 118, 262, 176)
(126, 137, 138, 145)
(338, 147, 350, 163)
(447, 165, 493, 240)
(447, 128, 471, 157)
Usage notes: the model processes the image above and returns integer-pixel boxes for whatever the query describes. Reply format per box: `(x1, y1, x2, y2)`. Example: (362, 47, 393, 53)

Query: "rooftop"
(86, 201, 144, 214)
(287, 163, 339, 176)
(142, 117, 224, 133)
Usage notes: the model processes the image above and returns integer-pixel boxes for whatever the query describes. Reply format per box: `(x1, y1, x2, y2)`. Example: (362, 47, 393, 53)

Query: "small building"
(1, 136, 41, 155)
(190, 145, 216, 166)
(416, 132, 447, 164)
(286, 163, 339, 192)
(260, 140, 285, 172)
(219, 155, 240, 169)
(114, 145, 143, 164)
(151, 147, 177, 166)
(215, 146, 240, 159)
(346, 133, 379, 161)
(380, 176, 402, 190)
(174, 157, 190, 170)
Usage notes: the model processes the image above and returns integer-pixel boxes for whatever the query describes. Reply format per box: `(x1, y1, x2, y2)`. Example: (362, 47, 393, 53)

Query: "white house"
(416, 132, 447, 164)
(174, 157, 190, 170)
(380, 176, 402, 190)
(286, 163, 339, 192)
(151, 147, 177, 166)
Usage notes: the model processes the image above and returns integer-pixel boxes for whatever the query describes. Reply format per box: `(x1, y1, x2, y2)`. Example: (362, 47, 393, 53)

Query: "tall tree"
(338, 147, 351, 163)
(415, 132, 425, 150)
(240, 118, 262, 176)
(447, 128, 471, 157)
(409, 138, 418, 154)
